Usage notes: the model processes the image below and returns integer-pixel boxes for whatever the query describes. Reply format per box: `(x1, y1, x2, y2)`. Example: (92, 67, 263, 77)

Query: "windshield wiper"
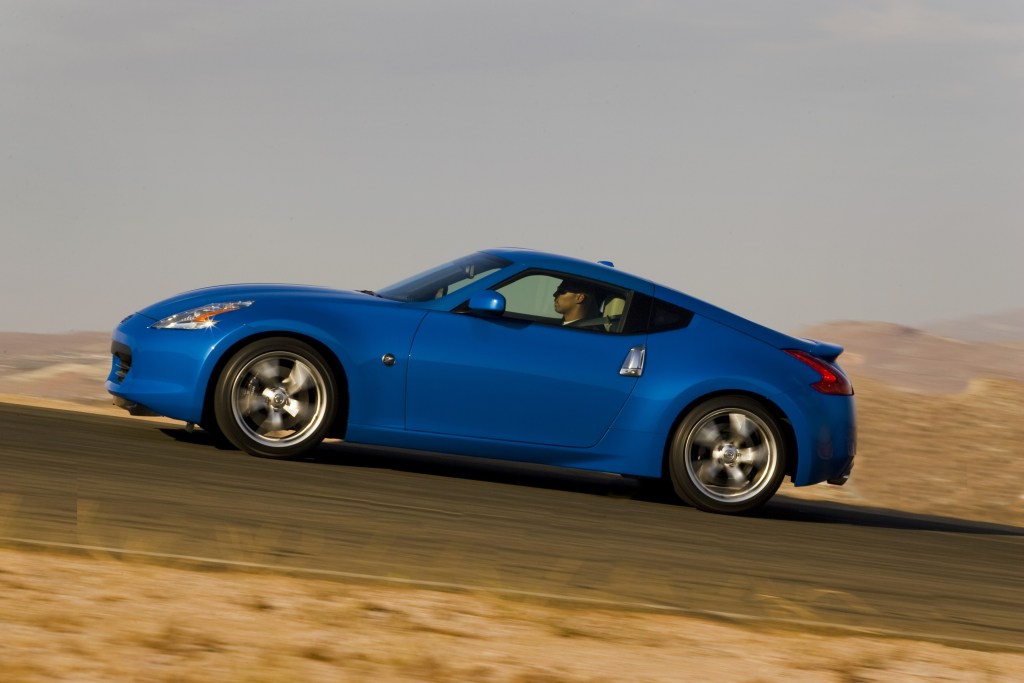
(356, 289, 382, 297)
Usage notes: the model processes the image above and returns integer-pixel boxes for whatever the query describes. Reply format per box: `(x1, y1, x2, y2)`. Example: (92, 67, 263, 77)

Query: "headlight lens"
(151, 301, 253, 330)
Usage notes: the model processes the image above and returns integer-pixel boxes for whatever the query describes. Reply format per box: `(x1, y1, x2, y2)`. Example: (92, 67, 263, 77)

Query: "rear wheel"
(668, 396, 786, 514)
(213, 338, 336, 459)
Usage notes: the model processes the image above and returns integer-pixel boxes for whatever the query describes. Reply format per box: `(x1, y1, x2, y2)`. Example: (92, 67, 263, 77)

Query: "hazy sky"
(2, 1, 1021, 334)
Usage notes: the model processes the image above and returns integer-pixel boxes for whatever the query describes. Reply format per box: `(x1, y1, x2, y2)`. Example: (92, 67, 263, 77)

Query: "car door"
(404, 272, 646, 449)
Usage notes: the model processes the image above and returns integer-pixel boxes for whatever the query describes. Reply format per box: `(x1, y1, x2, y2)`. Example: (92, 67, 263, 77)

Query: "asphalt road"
(3, 403, 1022, 650)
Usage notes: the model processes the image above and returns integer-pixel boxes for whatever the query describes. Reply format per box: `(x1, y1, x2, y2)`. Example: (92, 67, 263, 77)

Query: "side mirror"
(467, 290, 506, 316)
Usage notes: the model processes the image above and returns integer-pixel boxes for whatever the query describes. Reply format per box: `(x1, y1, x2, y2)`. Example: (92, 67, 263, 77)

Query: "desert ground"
(1, 323, 1022, 681)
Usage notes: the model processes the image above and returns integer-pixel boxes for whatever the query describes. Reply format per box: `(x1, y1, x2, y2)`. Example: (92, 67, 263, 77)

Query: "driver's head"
(553, 279, 598, 321)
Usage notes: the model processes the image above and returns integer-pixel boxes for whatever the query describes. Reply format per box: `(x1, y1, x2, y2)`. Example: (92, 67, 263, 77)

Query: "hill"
(921, 307, 1024, 343)
(798, 321, 1024, 393)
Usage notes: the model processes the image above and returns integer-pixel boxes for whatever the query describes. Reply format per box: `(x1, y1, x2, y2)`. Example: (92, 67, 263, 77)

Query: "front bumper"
(105, 313, 231, 424)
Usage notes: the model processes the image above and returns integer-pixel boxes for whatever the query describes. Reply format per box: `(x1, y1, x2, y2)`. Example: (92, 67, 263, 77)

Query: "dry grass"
(1, 547, 1021, 683)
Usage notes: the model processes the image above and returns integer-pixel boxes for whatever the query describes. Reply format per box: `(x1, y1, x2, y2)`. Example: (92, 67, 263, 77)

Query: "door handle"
(619, 345, 645, 377)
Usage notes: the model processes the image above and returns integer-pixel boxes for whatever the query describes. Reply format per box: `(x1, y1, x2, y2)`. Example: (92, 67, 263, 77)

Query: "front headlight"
(151, 301, 253, 330)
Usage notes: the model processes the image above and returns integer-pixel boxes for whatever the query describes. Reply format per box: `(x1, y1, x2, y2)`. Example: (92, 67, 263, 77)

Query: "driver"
(553, 279, 602, 327)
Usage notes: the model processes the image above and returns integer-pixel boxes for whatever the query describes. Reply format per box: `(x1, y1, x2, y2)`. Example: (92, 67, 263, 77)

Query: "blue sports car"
(107, 248, 855, 514)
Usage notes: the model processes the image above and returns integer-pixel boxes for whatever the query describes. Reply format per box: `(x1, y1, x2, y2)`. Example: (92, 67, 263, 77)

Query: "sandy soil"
(2, 547, 1021, 683)
(2, 330, 1022, 681)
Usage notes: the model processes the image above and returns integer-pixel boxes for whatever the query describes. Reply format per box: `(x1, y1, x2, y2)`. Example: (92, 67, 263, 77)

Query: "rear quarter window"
(650, 299, 694, 332)
(623, 293, 693, 333)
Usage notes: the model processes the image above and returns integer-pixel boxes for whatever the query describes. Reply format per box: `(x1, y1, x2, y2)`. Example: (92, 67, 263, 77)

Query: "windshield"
(376, 252, 510, 302)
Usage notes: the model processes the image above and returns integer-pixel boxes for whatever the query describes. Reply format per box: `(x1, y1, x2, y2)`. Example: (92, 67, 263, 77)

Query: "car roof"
(481, 247, 655, 293)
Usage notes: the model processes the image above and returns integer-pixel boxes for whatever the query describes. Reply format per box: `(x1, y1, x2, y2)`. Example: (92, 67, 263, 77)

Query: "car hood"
(135, 283, 379, 321)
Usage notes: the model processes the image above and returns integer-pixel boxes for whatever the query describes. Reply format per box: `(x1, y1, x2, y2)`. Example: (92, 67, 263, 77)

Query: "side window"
(497, 273, 562, 322)
(492, 271, 633, 334)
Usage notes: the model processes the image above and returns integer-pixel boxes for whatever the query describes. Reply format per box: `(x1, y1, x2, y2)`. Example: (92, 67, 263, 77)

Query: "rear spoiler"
(796, 339, 844, 363)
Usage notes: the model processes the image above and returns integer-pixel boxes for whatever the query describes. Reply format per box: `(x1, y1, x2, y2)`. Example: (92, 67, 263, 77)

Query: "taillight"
(784, 349, 854, 395)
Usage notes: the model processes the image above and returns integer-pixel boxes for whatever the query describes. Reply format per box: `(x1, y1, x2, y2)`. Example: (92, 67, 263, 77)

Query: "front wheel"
(213, 338, 336, 459)
(668, 396, 786, 514)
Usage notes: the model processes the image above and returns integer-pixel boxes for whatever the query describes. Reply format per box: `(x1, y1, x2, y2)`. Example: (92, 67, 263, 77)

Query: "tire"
(213, 337, 337, 459)
(668, 396, 786, 514)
